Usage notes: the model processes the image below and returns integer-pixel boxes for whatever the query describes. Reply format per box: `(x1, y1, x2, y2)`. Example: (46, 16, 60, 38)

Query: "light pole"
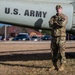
(5, 25, 7, 41)
(39, 29, 42, 36)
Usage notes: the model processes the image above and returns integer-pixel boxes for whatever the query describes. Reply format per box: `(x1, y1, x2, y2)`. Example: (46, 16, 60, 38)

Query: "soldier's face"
(56, 8, 62, 14)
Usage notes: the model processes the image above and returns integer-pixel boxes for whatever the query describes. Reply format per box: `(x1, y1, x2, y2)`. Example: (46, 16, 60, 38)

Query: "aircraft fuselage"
(0, 0, 75, 33)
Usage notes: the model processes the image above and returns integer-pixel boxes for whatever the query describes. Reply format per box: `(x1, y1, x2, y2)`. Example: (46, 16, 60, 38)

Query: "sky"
(0, 23, 5, 27)
(0, 23, 10, 27)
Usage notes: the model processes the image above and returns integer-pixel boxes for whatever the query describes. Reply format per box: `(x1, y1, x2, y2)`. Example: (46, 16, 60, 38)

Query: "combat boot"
(49, 61, 58, 71)
(49, 66, 55, 71)
(59, 64, 65, 71)
(49, 65, 58, 71)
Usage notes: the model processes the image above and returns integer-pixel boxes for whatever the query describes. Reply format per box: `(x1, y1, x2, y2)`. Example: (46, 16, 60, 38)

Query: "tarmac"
(0, 41, 75, 56)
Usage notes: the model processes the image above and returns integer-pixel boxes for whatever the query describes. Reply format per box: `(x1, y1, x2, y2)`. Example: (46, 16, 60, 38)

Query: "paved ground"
(0, 41, 50, 55)
(0, 41, 75, 75)
(0, 41, 75, 55)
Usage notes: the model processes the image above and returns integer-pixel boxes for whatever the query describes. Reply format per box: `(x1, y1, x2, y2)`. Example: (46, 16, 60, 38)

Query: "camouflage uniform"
(49, 13, 68, 68)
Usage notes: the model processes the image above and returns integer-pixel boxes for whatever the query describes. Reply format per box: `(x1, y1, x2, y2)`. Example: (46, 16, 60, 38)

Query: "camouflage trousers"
(51, 36, 66, 65)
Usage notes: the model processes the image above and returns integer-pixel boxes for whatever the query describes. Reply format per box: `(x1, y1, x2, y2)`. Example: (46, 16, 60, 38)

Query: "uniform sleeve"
(56, 15, 68, 27)
(60, 16, 68, 27)
(49, 17, 54, 28)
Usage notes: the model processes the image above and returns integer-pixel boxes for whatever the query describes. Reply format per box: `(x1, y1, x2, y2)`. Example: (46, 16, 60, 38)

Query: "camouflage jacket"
(49, 13, 68, 37)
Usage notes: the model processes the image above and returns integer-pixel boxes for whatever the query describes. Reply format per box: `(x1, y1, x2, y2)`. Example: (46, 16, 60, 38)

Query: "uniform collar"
(56, 13, 62, 16)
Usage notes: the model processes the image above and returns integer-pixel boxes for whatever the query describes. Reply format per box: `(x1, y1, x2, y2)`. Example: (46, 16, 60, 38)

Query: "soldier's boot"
(59, 64, 65, 71)
(49, 63, 58, 71)
(49, 66, 55, 71)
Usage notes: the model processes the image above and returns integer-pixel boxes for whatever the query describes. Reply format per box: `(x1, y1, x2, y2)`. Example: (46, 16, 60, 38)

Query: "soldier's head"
(56, 5, 63, 14)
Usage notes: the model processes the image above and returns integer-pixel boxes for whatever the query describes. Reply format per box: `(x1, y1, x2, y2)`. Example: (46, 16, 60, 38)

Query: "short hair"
(56, 5, 62, 10)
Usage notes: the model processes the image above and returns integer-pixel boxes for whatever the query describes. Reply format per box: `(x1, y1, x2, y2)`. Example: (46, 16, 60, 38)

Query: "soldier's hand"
(54, 21, 58, 24)
(54, 20, 62, 27)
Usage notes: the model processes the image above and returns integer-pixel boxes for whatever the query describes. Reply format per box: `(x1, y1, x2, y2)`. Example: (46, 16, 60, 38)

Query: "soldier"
(49, 5, 68, 71)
